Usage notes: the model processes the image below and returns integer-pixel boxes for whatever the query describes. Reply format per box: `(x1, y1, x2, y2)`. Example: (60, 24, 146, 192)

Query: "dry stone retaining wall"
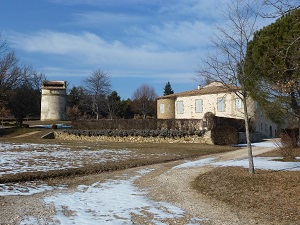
(55, 131, 213, 144)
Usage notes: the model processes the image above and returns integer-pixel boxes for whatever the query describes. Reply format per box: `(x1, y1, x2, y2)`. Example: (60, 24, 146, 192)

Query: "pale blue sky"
(0, 0, 273, 99)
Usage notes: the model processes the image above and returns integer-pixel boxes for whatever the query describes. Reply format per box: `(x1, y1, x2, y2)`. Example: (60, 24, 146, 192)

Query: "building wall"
(175, 92, 250, 119)
(157, 91, 278, 138)
(157, 98, 175, 119)
(41, 82, 67, 121)
(253, 105, 278, 138)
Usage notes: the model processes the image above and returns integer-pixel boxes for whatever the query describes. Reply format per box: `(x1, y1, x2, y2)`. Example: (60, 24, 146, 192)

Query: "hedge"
(211, 125, 239, 145)
(62, 129, 205, 139)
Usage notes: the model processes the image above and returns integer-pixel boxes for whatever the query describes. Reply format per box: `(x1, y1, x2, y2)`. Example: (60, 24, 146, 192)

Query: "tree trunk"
(243, 98, 255, 174)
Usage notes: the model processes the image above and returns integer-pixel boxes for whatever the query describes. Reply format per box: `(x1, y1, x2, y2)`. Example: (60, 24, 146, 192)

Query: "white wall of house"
(173, 93, 277, 138)
(175, 92, 248, 119)
(157, 82, 279, 138)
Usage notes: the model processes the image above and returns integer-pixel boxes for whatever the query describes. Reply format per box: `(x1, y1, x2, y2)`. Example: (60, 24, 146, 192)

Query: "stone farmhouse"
(157, 82, 277, 138)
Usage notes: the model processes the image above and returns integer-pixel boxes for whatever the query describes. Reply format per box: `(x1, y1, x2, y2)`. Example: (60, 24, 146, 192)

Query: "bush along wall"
(71, 119, 204, 131)
(61, 129, 205, 139)
(211, 125, 239, 145)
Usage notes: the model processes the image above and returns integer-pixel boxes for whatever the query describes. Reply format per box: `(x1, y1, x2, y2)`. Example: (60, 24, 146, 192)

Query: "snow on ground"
(0, 142, 137, 176)
(1, 140, 299, 224)
(20, 170, 205, 225)
(235, 141, 278, 148)
(173, 141, 300, 171)
(212, 157, 300, 171)
(30, 124, 72, 129)
(0, 182, 67, 196)
(173, 157, 216, 169)
(174, 157, 300, 171)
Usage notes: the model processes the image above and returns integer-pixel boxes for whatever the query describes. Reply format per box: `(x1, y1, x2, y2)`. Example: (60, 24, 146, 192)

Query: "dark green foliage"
(7, 85, 40, 126)
(211, 125, 239, 145)
(106, 91, 122, 119)
(212, 116, 249, 132)
(163, 81, 174, 96)
(245, 9, 300, 124)
(62, 128, 204, 139)
(67, 86, 86, 108)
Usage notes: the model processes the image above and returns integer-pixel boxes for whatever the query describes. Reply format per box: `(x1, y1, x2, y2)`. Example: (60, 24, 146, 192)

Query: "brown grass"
(192, 167, 300, 224)
(0, 127, 236, 183)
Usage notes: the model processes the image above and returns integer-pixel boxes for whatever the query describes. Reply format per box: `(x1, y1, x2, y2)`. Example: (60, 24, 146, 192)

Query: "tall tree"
(106, 91, 122, 119)
(197, 0, 263, 174)
(131, 84, 157, 119)
(8, 84, 40, 126)
(83, 68, 111, 120)
(0, 34, 21, 101)
(163, 81, 174, 96)
(119, 98, 134, 119)
(245, 8, 300, 133)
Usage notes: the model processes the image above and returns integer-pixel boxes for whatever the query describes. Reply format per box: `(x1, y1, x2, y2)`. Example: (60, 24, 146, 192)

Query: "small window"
(235, 98, 242, 109)
(177, 101, 184, 114)
(160, 104, 165, 114)
(195, 99, 203, 113)
(217, 97, 225, 112)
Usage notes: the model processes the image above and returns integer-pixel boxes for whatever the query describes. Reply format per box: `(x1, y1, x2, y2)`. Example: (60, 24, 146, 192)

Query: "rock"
(41, 132, 55, 139)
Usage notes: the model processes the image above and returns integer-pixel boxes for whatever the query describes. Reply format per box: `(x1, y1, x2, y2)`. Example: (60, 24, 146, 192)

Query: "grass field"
(0, 126, 236, 183)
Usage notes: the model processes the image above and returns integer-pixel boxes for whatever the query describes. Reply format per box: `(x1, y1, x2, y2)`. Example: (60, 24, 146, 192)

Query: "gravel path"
(135, 145, 276, 225)
(0, 144, 276, 224)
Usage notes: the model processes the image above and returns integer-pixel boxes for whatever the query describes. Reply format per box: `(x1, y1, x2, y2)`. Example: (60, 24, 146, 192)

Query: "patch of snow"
(30, 124, 72, 129)
(0, 142, 136, 176)
(172, 158, 216, 169)
(235, 141, 278, 148)
(172, 156, 300, 171)
(19, 216, 57, 225)
(0, 182, 67, 196)
(212, 157, 300, 171)
(42, 170, 203, 225)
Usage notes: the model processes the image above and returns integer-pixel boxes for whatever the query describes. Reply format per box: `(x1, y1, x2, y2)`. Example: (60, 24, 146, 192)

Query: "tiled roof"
(157, 83, 241, 99)
(42, 80, 66, 89)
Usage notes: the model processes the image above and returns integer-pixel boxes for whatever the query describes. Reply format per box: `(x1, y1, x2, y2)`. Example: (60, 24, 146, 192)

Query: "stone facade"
(40, 81, 67, 121)
(157, 82, 278, 138)
(156, 98, 176, 119)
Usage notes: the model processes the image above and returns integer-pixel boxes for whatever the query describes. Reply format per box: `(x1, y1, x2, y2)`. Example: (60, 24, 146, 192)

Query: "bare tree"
(132, 84, 157, 119)
(83, 68, 111, 120)
(197, 0, 263, 174)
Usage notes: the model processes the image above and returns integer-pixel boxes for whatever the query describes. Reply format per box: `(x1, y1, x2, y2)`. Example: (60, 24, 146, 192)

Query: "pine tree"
(163, 81, 174, 96)
(245, 9, 300, 128)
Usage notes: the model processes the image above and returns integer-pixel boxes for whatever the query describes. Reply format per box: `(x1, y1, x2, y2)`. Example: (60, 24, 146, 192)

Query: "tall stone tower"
(40, 80, 67, 121)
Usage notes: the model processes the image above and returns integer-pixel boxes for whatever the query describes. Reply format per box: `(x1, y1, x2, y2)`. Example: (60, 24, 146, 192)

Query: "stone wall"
(238, 132, 262, 144)
(55, 131, 213, 144)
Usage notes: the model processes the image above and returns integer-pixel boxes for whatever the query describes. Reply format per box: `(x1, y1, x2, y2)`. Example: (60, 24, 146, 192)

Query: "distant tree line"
(0, 33, 178, 124)
(66, 73, 176, 121)
(66, 70, 161, 120)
